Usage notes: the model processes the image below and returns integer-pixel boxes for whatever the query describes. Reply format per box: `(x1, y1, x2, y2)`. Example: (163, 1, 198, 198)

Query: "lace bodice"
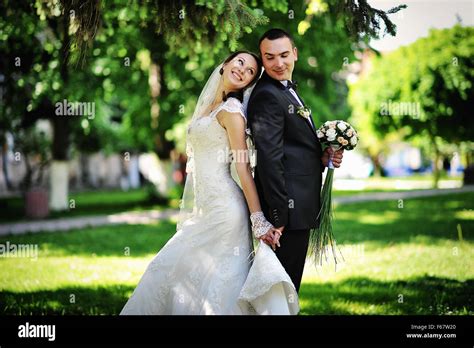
(186, 98, 247, 210)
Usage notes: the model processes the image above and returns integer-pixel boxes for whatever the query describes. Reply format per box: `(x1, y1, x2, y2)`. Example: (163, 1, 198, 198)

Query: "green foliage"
(157, 0, 268, 57)
(0, 0, 406, 159)
(350, 25, 474, 144)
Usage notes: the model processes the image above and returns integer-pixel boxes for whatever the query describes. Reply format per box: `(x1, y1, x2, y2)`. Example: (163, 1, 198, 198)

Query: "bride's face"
(222, 53, 258, 91)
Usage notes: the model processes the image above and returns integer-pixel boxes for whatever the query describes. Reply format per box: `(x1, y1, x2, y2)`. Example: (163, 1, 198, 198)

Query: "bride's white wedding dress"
(120, 98, 299, 315)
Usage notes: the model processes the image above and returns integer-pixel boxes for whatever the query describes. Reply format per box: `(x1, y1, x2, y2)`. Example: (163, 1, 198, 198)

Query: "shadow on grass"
(1, 276, 471, 315)
(0, 221, 177, 257)
(299, 276, 473, 315)
(0, 284, 134, 315)
(333, 193, 474, 246)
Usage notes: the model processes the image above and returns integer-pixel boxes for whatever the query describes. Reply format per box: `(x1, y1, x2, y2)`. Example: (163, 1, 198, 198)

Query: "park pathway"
(1, 186, 473, 236)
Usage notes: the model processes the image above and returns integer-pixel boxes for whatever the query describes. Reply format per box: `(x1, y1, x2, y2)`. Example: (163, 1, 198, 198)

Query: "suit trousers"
(274, 228, 310, 293)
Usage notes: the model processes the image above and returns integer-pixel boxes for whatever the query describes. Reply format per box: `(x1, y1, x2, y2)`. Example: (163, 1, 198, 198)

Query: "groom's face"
(260, 37, 298, 81)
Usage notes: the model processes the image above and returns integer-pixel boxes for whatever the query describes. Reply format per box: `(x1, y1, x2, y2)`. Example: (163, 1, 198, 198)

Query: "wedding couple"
(120, 28, 343, 315)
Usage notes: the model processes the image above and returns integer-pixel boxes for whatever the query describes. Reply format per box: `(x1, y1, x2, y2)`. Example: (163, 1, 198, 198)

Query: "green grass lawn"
(0, 193, 472, 315)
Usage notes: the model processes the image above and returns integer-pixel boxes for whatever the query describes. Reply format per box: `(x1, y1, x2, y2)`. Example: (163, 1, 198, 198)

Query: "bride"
(120, 51, 299, 315)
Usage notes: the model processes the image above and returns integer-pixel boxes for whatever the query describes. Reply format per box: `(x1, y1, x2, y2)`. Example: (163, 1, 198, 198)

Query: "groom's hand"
(322, 147, 344, 168)
(260, 227, 280, 250)
(273, 226, 284, 248)
(260, 226, 284, 250)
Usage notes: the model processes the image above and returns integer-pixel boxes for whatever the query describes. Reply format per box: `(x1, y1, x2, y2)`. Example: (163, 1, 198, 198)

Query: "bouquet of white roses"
(311, 120, 359, 267)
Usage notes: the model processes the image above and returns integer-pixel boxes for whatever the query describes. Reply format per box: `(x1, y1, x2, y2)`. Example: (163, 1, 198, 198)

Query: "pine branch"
(59, 0, 102, 68)
(335, 0, 407, 40)
(64, 0, 267, 64)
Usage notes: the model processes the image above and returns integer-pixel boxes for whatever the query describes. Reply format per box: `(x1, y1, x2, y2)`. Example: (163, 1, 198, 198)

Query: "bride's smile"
(231, 70, 243, 81)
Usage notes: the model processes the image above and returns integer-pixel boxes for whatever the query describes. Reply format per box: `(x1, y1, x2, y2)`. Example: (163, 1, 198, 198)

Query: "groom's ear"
(293, 47, 298, 61)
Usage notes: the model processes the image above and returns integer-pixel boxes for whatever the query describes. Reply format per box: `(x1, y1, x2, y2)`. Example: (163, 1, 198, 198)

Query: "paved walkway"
(334, 185, 474, 204)
(0, 209, 179, 236)
(1, 186, 472, 236)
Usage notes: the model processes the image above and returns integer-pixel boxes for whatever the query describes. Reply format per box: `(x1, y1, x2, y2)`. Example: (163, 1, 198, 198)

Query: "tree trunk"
(147, 59, 176, 195)
(128, 153, 140, 189)
(430, 135, 441, 189)
(79, 152, 89, 189)
(369, 152, 383, 177)
(49, 160, 69, 210)
(139, 153, 175, 197)
(49, 5, 71, 211)
(2, 139, 13, 190)
(149, 63, 161, 132)
(465, 149, 472, 168)
(155, 159, 175, 197)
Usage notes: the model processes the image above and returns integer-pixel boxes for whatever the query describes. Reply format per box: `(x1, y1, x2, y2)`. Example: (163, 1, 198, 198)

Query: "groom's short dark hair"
(258, 28, 295, 49)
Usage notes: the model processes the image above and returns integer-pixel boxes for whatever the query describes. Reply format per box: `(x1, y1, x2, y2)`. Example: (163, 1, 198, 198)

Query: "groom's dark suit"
(247, 71, 324, 292)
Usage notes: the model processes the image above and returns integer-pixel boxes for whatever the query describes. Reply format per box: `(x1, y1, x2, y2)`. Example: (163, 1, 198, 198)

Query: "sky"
(368, 0, 474, 51)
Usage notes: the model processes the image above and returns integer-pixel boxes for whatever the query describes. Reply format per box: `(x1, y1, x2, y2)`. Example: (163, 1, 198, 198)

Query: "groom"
(247, 29, 343, 293)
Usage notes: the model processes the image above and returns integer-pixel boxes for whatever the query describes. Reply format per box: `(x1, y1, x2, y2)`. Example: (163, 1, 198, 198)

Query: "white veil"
(177, 64, 223, 231)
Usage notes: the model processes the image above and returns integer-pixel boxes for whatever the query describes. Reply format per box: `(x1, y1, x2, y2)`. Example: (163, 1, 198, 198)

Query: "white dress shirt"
(280, 80, 315, 130)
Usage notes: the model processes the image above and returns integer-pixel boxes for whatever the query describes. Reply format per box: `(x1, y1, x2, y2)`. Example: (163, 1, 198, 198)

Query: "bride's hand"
(250, 212, 282, 250)
(260, 233, 275, 250)
(260, 228, 280, 250)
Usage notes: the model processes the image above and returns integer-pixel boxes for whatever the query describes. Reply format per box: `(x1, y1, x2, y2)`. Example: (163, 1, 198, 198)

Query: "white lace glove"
(250, 211, 274, 239)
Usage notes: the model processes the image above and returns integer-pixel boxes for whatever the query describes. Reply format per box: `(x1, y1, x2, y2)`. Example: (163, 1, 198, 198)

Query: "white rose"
(326, 128, 336, 137)
(350, 136, 358, 146)
(327, 134, 336, 142)
(317, 130, 324, 138)
(337, 122, 347, 132)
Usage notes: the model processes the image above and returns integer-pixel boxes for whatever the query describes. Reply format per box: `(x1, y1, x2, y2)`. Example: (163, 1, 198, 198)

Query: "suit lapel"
(282, 89, 318, 138)
(260, 71, 318, 138)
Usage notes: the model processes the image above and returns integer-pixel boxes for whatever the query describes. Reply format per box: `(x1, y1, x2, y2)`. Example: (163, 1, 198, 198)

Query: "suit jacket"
(247, 71, 324, 230)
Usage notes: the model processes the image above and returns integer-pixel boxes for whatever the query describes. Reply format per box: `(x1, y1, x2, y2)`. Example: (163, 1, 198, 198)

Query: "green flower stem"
(309, 167, 344, 269)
